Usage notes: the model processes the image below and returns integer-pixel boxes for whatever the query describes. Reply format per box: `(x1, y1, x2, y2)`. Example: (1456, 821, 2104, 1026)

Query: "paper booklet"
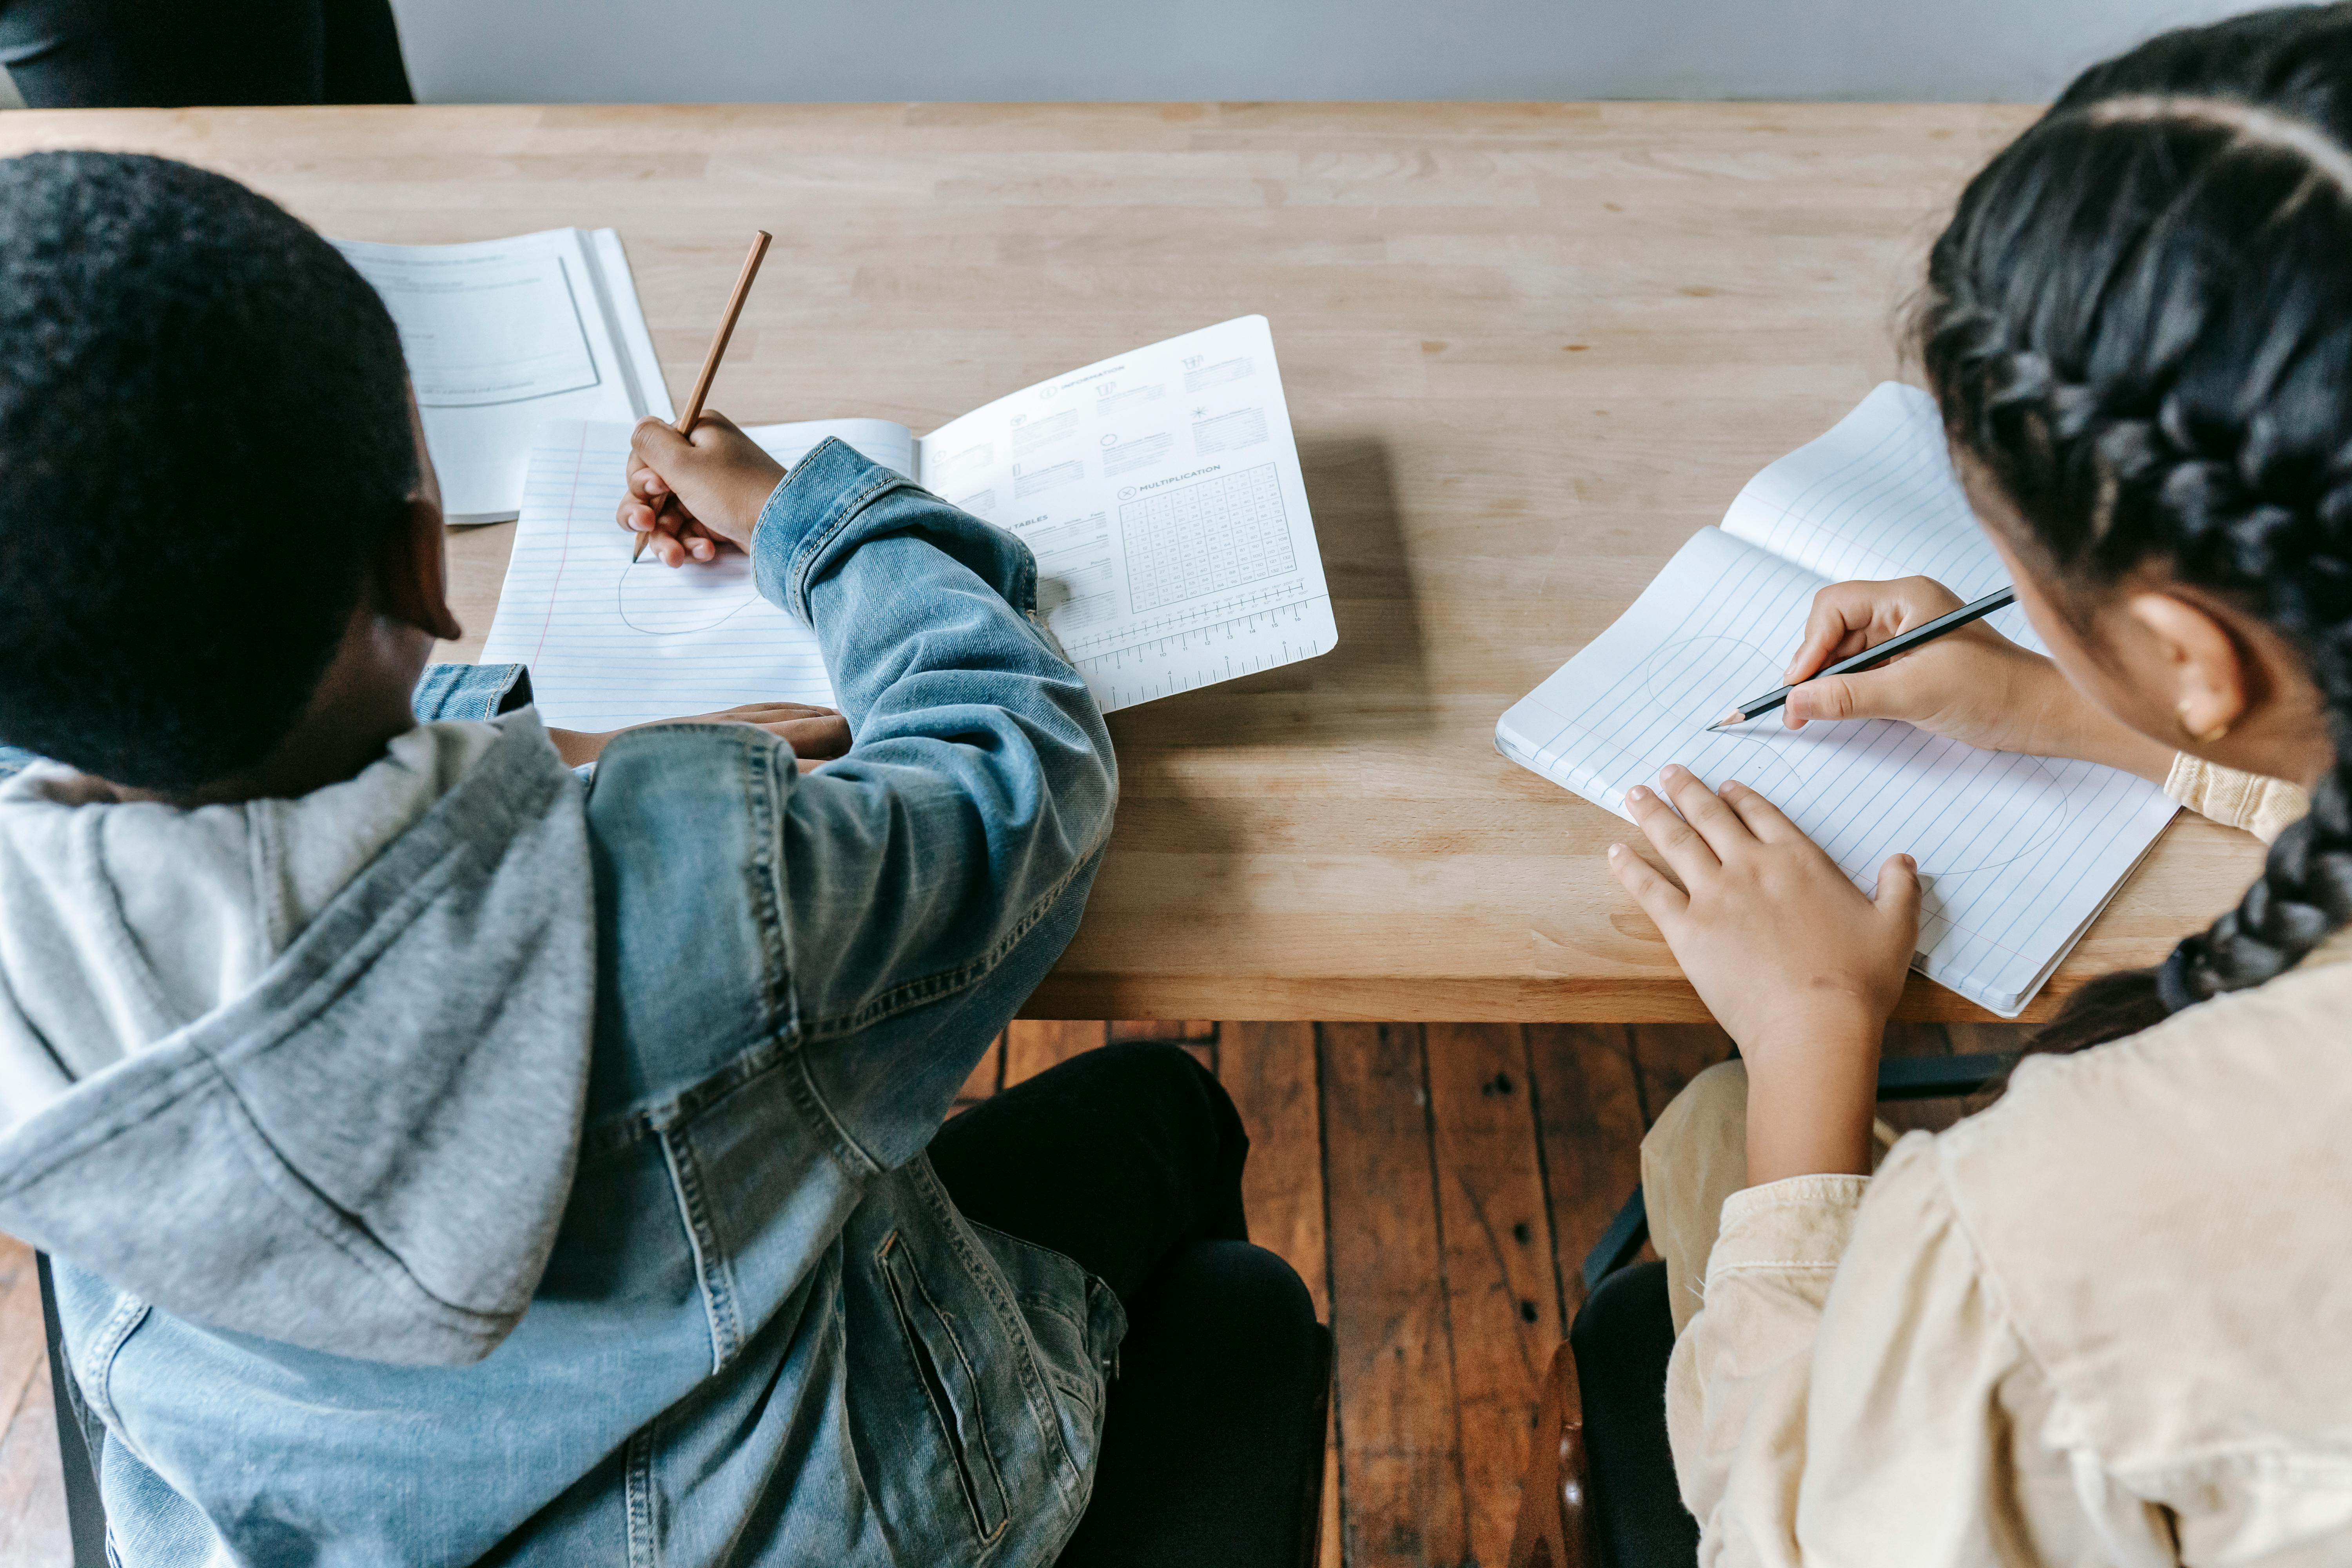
(332, 229, 673, 524)
(1495, 383, 2178, 1016)
(478, 315, 1336, 728)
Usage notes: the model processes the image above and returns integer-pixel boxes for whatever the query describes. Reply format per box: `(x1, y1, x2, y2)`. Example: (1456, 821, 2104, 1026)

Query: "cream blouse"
(1663, 757, 2352, 1566)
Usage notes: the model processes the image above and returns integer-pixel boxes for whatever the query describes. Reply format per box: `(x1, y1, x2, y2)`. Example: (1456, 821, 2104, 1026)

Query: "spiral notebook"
(1495, 383, 2178, 1015)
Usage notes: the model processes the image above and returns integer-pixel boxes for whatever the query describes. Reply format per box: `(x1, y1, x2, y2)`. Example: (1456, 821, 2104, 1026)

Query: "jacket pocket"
(876, 1231, 1011, 1545)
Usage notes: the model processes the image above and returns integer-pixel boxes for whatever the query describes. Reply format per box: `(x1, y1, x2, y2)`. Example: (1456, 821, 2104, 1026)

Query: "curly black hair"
(0, 151, 416, 791)
(1920, 5, 2352, 1047)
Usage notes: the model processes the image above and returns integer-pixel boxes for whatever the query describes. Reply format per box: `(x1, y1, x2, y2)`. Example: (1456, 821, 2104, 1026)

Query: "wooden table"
(0, 103, 2266, 1021)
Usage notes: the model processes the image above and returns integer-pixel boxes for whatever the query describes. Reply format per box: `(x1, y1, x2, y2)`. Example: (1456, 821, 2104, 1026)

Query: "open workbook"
(332, 229, 673, 523)
(479, 315, 1336, 725)
(1495, 383, 2178, 1015)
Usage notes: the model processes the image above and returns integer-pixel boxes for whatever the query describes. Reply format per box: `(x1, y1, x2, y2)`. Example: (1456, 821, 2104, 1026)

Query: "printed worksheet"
(916, 316, 1337, 712)
(478, 316, 1335, 733)
(333, 230, 672, 523)
(1496, 385, 2177, 1015)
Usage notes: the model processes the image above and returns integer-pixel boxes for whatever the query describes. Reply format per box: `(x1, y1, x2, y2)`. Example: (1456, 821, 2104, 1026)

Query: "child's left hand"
(1608, 765, 1920, 1181)
(546, 702, 852, 771)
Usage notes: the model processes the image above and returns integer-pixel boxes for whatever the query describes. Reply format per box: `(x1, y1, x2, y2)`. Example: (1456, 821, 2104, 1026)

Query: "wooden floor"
(0, 1016, 2014, 1566)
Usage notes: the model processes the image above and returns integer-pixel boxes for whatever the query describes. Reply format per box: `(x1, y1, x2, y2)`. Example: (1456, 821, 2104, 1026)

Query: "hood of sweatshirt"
(0, 711, 593, 1366)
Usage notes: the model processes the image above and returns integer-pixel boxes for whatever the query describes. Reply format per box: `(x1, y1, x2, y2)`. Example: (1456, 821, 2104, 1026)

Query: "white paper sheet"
(1495, 386, 2177, 1015)
(479, 319, 1336, 734)
(333, 229, 673, 524)
(475, 419, 913, 729)
(918, 316, 1337, 712)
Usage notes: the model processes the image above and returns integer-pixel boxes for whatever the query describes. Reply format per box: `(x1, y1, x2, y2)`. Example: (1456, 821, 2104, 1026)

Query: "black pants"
(0, 0, 411, 107)
(929, 1042, 1328, 1568)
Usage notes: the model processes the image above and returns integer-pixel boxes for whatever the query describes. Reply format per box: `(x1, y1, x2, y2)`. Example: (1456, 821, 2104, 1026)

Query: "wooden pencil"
(632, 229, 774, 562)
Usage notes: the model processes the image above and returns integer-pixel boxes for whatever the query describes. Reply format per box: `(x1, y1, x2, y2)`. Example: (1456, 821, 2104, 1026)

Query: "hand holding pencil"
(623, 230, 772, 566)
(1730, 574, 2176, 783)
(619, 411, 790, 564)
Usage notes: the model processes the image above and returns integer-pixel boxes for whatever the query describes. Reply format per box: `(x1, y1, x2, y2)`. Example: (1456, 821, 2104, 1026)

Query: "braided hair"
(1920, 5, 2352, 1049)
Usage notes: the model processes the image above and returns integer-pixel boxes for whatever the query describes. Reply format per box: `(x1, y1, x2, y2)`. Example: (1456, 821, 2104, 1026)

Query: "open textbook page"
(476, 418, 915, 729)
(332, 230, 673, 524)
(915, 316, 1336, 713)
(479, 318, 1333, 733)
(1495, 386, 2177, 1015)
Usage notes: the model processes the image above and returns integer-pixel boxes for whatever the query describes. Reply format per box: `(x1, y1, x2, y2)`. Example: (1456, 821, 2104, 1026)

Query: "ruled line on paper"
(478, 419, 861, 731)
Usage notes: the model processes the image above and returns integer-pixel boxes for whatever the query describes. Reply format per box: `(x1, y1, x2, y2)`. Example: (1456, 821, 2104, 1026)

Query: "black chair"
(1506, 1051, 2014, 1568)
(36, 1255, 108, 1568)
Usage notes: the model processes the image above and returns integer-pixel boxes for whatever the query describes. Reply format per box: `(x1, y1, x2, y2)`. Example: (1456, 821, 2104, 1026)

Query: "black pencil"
(1705, 587, 2016, 730)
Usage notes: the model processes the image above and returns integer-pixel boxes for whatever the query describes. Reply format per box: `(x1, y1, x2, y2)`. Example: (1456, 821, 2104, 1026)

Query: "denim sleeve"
(411, 663, 534, 722)
(750, 440, 1115, 1030)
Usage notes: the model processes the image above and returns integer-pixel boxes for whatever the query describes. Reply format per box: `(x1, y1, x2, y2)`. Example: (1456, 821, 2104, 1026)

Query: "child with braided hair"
(1616, 7, 2352, 1561)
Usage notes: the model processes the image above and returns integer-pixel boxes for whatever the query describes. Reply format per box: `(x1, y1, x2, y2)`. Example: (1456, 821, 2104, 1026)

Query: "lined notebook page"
(1722, 382, 2042, 651)
(477, 418, 914, 730)
(1495, 395, 2179, 1015)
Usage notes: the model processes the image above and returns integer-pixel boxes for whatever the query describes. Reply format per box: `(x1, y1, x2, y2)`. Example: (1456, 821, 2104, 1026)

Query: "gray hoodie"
(0, 714, 595, 1365)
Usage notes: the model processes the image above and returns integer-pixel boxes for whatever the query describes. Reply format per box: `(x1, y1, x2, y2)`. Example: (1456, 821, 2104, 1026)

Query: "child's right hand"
(1780, 577, 2172, 782)
(618, 412, 788, 568)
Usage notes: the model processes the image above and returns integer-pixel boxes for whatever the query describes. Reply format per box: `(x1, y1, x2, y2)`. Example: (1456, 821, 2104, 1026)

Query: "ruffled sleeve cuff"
(2164, 753, 2310, 845)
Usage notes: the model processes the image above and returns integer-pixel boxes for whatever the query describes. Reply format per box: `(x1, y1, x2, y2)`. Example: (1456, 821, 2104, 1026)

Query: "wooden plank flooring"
(0, 1018, 2006, 1566)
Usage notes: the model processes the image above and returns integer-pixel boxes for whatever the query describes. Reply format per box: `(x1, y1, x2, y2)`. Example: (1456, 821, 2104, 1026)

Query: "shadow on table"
(1108, 434, 1432, 750)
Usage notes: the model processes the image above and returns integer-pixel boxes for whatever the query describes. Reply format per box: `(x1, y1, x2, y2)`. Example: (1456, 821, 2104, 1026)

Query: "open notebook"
(1495, 383, 2178, 1016)
(478, 316, 1334, 728)
(332, 229, 672, 524)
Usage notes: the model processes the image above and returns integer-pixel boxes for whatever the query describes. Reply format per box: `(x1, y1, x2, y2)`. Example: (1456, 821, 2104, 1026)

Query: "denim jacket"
(0, 441, 1122, 1565)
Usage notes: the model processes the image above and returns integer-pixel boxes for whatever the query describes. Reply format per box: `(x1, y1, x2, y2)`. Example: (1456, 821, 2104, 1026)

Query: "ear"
(376, 495, 463, 644)
(2124, 592, 2244, 742)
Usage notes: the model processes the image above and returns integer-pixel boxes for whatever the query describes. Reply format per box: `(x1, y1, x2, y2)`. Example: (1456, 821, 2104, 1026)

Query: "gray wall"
(388, 0, 2252, 105)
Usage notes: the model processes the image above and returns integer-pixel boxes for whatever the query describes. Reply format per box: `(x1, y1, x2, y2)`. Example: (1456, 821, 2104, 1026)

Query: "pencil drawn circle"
(1637, 634, 1786, 720)
(1896, 754, 2070, 880)
(615, 561, 760, 636)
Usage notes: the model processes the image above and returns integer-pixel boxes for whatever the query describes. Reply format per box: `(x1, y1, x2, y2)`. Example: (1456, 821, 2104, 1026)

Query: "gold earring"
(2177, 699, 2230, 745)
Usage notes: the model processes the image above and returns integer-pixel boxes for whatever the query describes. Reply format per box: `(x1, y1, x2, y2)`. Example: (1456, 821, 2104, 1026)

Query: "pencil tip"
(1705, 710, 1739, 731)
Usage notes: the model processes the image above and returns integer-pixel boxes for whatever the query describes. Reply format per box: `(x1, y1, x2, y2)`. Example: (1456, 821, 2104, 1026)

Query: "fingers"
(1782, 663, 1918, 730)
(621, 495, 724, 567)
(1875, 852, 1923, 935)
(1785, 577, 1965, 683)
(1716, 779, 1799, 842)
(625, 458, 669, 506)
(713, 702, 844, 720)
(684, 703, 854, 759)
(775, 715, 853, 759)
(644, 514, 690, 568)
(1626, 778, 1719, 883)
(1659, 764, 1759, 860)
(1786, 581, 1889, 683)
(1608, 842, 1688, 926)
(683, 408, 748, 448)
(630, 415, 698, 476)
(622, 409, 784, 555)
